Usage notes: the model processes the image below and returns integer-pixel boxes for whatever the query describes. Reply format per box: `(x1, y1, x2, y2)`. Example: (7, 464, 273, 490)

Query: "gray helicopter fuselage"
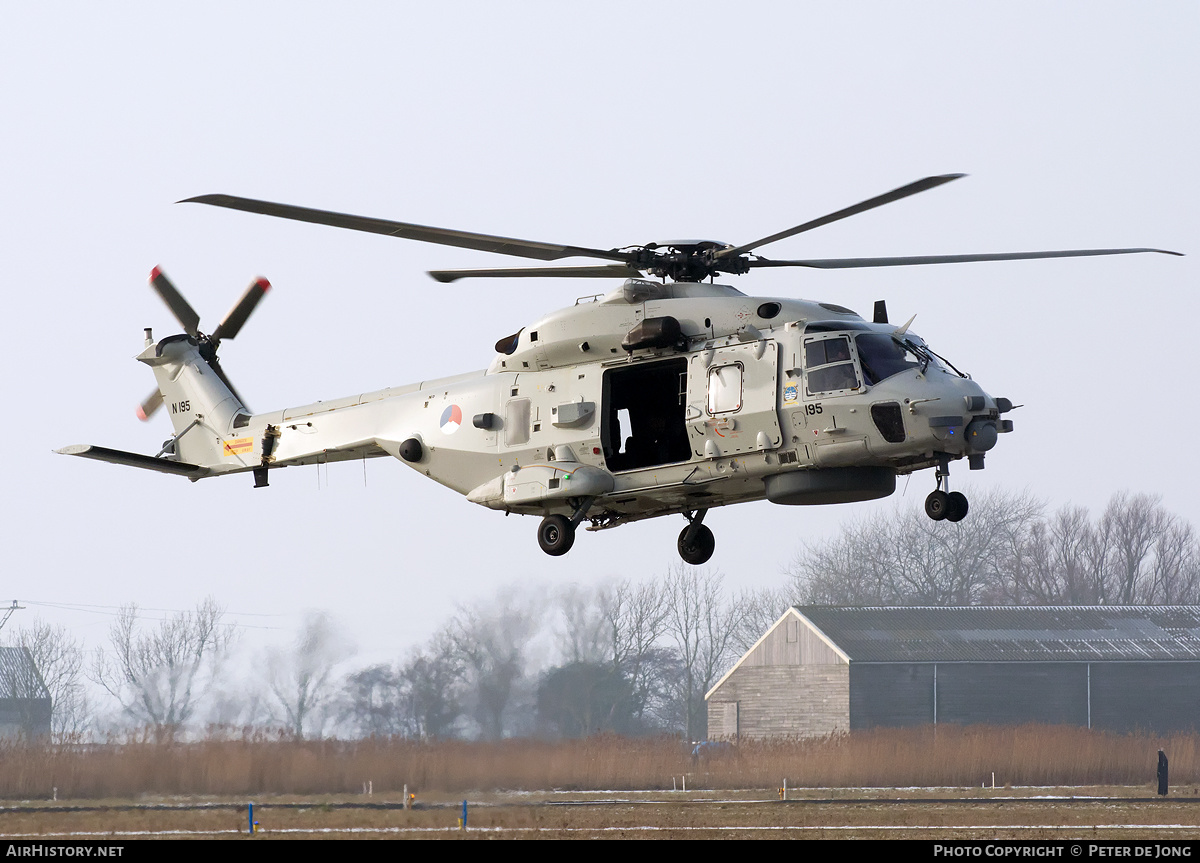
(192, 279, 1008, 528)
(61, 175, 1173, 560)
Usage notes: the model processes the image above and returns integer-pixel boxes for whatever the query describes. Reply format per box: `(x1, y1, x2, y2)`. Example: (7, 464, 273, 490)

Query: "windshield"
(856, 331, 961, 385)
(855, 333, 923, 385)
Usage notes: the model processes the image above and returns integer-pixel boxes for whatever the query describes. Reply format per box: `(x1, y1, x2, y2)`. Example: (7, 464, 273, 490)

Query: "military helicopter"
(58, 174, 1179, 564)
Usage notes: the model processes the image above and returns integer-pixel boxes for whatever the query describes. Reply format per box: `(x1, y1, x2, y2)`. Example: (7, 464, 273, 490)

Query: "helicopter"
(58, 174, 1180, 564)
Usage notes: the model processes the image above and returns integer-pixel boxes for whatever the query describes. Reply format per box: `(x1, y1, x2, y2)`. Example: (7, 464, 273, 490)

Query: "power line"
(21, 600, 281, 617)
(15, 600, 284, 631)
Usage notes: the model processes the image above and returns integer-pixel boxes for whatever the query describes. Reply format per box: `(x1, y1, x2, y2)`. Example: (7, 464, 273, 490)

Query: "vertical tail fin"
(138, 335, 246, 466)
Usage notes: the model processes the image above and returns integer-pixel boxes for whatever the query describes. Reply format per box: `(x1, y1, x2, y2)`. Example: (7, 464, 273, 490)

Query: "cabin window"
(707, 363, 744, 415)
(505, 398, 530, 446)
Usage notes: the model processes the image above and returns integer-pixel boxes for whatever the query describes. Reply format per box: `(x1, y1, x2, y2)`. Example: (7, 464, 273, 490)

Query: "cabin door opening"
(601, 359, 690, 472)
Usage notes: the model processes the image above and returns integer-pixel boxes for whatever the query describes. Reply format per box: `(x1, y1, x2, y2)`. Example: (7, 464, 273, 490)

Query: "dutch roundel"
(440, 404, 463, 434)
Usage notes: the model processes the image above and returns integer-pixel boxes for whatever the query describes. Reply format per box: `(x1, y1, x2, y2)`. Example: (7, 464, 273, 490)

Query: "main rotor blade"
(428, 264, 644, 284)
(718, 174, 966, 260)
(181, 194, 629, 264)
(136, 390, 163, 422)
(149, 266, 201, 337)
(747, 247, 1184, 269)
(212, 277, 271, 342)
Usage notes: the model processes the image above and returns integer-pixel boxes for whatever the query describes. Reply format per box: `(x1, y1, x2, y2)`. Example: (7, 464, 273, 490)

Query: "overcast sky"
(2, 2, 1197, 664)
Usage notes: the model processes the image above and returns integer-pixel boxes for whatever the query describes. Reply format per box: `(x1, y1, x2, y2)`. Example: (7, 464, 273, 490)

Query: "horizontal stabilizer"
(55, 444, 208, 478)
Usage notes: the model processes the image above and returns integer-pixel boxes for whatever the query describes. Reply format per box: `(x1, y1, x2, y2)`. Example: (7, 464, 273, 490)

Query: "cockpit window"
(805, 337, 851, 367)
(855, 333, 923, 385)
(804, 335, 860, 395)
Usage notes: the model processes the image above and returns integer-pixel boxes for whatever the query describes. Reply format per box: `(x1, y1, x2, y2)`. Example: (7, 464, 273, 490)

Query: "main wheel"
(925, 490, 950, 521)
(537, 514, 575, 556)
(677, 523, 716, 565)
(945, 491, 969, 523)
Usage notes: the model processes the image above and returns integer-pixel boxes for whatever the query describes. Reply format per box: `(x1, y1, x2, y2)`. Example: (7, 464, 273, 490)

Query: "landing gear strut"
(925, 462, 968, 523)
(536, 496, 594, 556)
(677, 509, 715, 565)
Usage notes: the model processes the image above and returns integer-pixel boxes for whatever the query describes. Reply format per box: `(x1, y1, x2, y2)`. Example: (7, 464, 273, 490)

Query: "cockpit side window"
(805, 337, 851, 367)
(804, 335, 859, 395)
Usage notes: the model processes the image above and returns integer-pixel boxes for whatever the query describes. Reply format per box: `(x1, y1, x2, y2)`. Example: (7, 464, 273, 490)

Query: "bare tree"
(266, 611, 354, 739)
(1149, 520, 1200, 604)
(663, 566, 748, 741)
(340, 664, 405, 738)
(397, 627, 464, 740)
(450, 590, 541, 740)
(788, 487, 1200, 608)
(90, 598, 234, 737)
(729, 585, 796, 655)
(4, 619, 89, 737)
(1005, 505, 1098, 604)
(553, 584, 611, 665)
(789, 489, 1045, 606)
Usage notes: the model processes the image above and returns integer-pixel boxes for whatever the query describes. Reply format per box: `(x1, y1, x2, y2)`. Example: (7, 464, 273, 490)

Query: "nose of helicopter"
(908, 375, 1013, 467)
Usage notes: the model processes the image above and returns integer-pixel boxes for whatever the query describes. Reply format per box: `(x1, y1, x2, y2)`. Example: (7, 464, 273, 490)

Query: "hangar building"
(706, 606, 1200, 740)
(0, 646, 52, 738)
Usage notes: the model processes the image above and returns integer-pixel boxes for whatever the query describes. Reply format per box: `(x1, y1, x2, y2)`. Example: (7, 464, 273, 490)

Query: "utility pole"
(0, 600, 25, 634)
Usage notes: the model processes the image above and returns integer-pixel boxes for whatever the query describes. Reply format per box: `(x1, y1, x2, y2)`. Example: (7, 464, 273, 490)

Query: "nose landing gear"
(537, 514, 575, 555)
(536, 496, 596, 556)
(925, 462, 969, 523)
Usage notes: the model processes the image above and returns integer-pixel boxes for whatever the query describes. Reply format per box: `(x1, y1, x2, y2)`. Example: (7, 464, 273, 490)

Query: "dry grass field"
(3, 790, 1200, 840)
(3, 727, 1200, 839)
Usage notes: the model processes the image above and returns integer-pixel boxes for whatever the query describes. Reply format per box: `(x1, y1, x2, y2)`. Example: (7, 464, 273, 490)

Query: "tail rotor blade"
(212, 277, 270, 342)
(136, 390, 163, 422)
(149, 267, 201, 337)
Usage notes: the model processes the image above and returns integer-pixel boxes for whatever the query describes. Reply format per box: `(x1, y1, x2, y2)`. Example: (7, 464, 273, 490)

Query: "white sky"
(2, 2, 1197, 666)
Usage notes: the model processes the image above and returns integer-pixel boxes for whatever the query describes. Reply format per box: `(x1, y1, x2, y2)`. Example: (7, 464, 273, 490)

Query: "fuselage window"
(707, 363, 744, 415)
(505, 398, 531, 446)
(804, 335, 860, 395)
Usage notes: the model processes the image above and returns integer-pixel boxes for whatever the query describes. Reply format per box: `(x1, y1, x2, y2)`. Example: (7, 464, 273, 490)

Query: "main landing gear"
(924, 462, 969, 523)
(537, 503, 718, 563)
(536, 496, 595, 556)
(677, 509, 715, 565)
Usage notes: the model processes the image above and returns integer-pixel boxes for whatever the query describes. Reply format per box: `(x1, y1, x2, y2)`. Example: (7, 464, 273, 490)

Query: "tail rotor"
(137, 267, 270, 421)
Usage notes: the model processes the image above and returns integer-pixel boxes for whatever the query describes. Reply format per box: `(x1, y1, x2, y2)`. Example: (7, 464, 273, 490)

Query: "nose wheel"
(925, 490, 968, 522)
(536, 496, 595, 556)
(538, 514, 575, 555)
(677, 509, 715, 565)
(925, 464, 969, 523)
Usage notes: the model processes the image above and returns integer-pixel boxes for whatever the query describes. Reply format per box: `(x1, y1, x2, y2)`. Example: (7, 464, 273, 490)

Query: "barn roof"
(796, 606, 1200, 662)
(0, 646, 51, 700)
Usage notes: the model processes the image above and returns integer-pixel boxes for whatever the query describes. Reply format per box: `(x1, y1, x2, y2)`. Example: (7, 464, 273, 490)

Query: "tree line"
(2, 570, 784, 743)
(3, 488, 1196, 742)
(790, 489, 1199, 606)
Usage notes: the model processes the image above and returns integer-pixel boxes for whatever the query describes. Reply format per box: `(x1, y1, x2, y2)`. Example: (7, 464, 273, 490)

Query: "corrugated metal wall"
(1091, 663, 1200, 733)
(850, 661, 1200, 733)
